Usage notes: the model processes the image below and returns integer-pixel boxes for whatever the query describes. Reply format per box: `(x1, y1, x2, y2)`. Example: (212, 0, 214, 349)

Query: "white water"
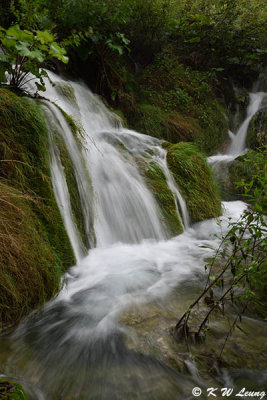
(1, 73, 261, 399)
(31, 72, 191, 249)
(228, 92, 265, 156)
(208, 89, 266, 168)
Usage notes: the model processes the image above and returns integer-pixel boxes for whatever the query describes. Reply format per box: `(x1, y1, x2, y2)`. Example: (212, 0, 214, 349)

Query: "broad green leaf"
(28, 50, 45, 62)
(15, 42, 31, 57)
(61, 55, 69, 64)
(6, 25, 34, 43)
(36, 30, 54, 44)
(49, 42, 68, 62)
(1, 37, 17, 49)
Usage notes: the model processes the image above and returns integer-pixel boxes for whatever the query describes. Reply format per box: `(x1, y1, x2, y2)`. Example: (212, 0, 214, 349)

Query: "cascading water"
(0, 73, 265, 399)
(208, 85, 266, 191)
(228, 91, 265, 156)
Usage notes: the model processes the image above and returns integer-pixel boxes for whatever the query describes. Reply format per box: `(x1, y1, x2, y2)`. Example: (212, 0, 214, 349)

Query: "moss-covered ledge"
(138, 159, 183, 236)
(167, 142, 222, 223)
(0, 89, 74, 329)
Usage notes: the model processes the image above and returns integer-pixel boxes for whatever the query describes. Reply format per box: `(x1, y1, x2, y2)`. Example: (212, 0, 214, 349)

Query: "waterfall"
(228, 91, 265, 156)
(33, 72, 190, 250)
(1, 72, 253, 400)
(208, 86, 266, 173)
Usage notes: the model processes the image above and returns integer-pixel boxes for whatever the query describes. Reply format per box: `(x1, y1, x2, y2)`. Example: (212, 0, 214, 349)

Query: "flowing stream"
(0, 74, 266, 399)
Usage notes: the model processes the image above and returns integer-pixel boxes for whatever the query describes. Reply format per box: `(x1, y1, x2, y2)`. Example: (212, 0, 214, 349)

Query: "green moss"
(0, 379, 29, 399)
(0, 89, 74, 328)
(54, 134, 89, 249)
(247, 109, 267, 150)
(138, 160, 183, 236)
(134, 104, 167, 139)
(167, 142, 222, 223)
(194, 101, 228, 154)
(109, 108, 128, 127)
(55, 105, 84, 140)
(55, 81, 77, 105)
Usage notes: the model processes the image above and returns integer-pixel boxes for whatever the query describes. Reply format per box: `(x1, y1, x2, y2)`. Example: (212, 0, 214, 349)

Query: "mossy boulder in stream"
(0, 89, 74, 328)
(246, 108, 267, 150)
(0, 380, 29, 399)
(139, 160, 183, 236)
(167, 143, 221, 222)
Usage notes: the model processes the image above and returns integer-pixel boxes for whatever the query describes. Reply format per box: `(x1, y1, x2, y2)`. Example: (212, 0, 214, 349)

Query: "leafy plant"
(174, 146, 267, 356)
(0, 24, 68, 92)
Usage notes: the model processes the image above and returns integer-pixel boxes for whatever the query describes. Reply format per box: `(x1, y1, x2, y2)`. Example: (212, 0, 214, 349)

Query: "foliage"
(170, 0, 267, 76)
(122, 49, 228, 154)
(167, 142, 222, 222)
(174, 146, 267, 355)
(0, 24, 68, 91)
(246, 108, 267, 150)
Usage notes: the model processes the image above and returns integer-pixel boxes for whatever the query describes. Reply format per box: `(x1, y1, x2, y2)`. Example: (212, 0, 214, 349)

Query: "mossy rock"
(167, 142, 222, 223)
(54, 134, 89, 249)
(0, 380, 29, 400)
(247, 108, 267, 150)
(0, 89, 74, 328)
(164, 111, 202, 143)
(55, 81, 77, 105)
(138, 160, 183, 236)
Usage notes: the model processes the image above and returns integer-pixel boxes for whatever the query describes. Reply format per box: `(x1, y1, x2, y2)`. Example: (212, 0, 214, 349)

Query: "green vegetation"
(138, 159, 183, 236)
(0, 379, 29, 400)
(0, 89, 74, 328)
(0, 24, 68, 92)
(167, 142, 221, 222)
(175, 146, 267, 350)
(125, 51, 228, 153)
(247, 108, 267, 150)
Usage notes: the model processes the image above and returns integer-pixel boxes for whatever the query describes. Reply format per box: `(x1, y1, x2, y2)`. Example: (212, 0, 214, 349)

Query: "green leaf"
(28, 50, 45, 62)
(36, 30, 54, 44)
(6, 25, 34, 43)
(49, 42, 68, 62)
(15, 42, 31, 57)
(1, 37, 17, 49)
(35, 82, 46, 91)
